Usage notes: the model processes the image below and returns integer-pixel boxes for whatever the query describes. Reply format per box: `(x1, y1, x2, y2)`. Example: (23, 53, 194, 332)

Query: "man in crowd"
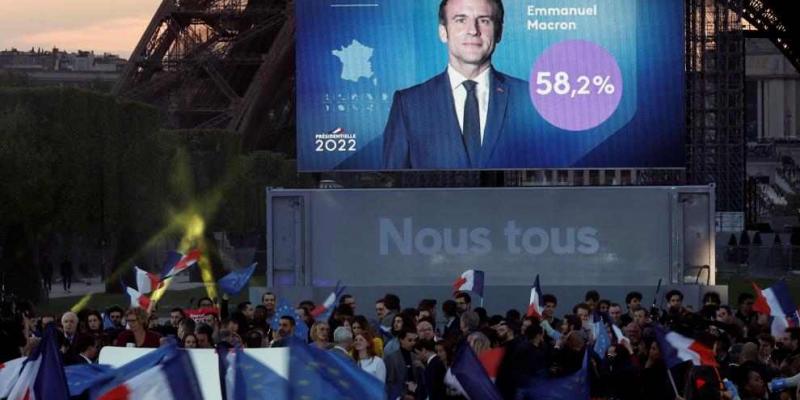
(330, 326, 354, 363)
(454, 292, 471, 316)
(416, 318, 437, 342)
(620, 291, 642, 326)
(385, 329, 421, 400)
(411, 339, 446, 400)
(271, 315, 295, 347)
(262, 292, 277, 320)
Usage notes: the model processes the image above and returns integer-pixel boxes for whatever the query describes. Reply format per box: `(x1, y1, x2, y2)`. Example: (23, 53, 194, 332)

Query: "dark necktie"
(462, 80, 481, 168)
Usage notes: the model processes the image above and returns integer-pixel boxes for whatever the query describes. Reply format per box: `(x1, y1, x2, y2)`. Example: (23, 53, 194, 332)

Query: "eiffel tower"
(113, 0, 294, 151)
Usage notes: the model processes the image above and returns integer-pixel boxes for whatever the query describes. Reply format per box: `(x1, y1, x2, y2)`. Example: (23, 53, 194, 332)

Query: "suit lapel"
(434, 71, 470, 167)
(481, 69, 508, 166)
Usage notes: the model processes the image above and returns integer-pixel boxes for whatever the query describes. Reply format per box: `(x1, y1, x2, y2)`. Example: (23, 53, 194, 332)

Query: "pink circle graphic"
(530, 40, 623, 132)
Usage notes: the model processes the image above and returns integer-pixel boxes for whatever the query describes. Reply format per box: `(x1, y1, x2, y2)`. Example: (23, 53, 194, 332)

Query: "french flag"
(527, 274, 543, 318)
(450, 342, 502, 400)
(125, 286, 151, 309)
(94, 343, 202, 400)
(0, 357, 25, 398)
(654, 325, 718, 368)
(134, 266, 161, 294)
(161, 248, 201, 279)
(753, 281, 799, 337)
(310, 281, 346, 320)
(453, 269, 484, 297)
(6, 323, 69, 400)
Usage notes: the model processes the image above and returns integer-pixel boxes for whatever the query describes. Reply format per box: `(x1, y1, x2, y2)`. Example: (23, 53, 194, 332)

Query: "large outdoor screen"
(296, 0, 684, 171)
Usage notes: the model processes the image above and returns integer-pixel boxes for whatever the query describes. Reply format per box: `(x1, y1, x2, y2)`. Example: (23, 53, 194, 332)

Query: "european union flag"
(288, 340, 385, 400)
(233, 349, 288, 400)
(218, 262, 258, 295)
(271, 299, 309, 341)
(518, 351, 589, 400)
(593, 321, 611, 358)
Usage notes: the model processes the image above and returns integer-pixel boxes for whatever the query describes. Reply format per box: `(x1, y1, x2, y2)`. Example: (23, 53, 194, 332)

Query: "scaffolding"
(685, 0, 745, 212)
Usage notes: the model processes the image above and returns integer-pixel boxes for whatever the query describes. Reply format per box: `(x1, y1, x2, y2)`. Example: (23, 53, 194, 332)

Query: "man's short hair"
(74, 335, 97, 354)
(738, 292, 755, 305)
(438, 0, 505, 39)
(280, 315, 296, 327)
(333, 326, 353, 344)
(196, 323, 214, 337)
(542, 294, 557, 306)
(339, 294, 353, 306)
(414, 338, 436, 353)
(418, 299, 437, 311)
(398, 328, 418, 340)
(237, 301, 251, 311)
(106, 305, 124, 315)
(455, 292, 472, 304)
(665, 289, 684, 301)
(702, 291, 720, 305)
(572, 303, 590, 314)
(170, 307, 185, 315)
(584, 290, 600, 302)
(442, 300, 457, 317)
(179, 318, 196, 333)
(383, 294, 401, 311)
(625, 291, 643, 305)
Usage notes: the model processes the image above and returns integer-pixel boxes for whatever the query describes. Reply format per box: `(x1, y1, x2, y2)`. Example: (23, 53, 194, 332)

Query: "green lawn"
(36, 285, 253, 316)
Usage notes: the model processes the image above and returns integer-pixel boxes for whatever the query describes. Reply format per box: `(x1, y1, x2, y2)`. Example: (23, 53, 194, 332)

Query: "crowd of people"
(3, 287, 800, 400)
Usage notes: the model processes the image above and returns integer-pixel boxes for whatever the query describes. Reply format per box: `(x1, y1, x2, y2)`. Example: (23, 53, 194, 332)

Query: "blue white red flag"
(527, 275, 543, 318)
(654, 325, 718, 368)
(218, 262, 258, 295)
(752, 281, 799, 337)
(134, 266, 161, 294)
(93, 343, 202, 400)
(450, 342, 502, 400)
(6, 323, 69, 400)
(161, 248, 201, 279)
(310, 281, 346, 321)
(0, 357, 25, 398)
(453, 269, 485, 297)
(125, 286, 151, 309)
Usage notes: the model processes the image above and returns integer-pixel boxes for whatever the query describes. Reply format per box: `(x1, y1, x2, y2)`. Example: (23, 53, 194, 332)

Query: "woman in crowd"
(352, 315, 383, 357)
(114, 308, 161, 348)
(383, 313, 413, 356)
(83, 310, 105, 345)
(354, 331, 386, 383)
(310, 321, 331, 349)
(182, 333, 198, 348)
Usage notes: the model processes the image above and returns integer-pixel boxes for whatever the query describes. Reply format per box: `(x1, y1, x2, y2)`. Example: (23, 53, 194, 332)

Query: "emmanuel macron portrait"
(382, 0, 535, 170)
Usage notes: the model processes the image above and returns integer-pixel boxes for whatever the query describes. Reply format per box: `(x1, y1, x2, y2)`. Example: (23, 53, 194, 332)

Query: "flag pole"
(666, 369, 680, 398)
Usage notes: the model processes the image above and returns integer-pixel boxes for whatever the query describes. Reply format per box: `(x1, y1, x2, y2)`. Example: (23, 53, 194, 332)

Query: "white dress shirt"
(447, 65, 491, 144)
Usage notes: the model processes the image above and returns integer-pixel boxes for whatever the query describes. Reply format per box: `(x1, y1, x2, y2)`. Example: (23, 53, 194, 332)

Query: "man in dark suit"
(385, 329, 423, 400)
(383, 0, 533, 169)
(410, 339, 447, 400)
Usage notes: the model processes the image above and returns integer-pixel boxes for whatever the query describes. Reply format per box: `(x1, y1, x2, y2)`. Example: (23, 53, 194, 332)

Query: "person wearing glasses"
(114, 308, 161, 348)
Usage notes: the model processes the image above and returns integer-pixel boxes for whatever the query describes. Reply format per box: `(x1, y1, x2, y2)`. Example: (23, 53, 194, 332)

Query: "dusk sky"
(0, 0, 161, 58)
